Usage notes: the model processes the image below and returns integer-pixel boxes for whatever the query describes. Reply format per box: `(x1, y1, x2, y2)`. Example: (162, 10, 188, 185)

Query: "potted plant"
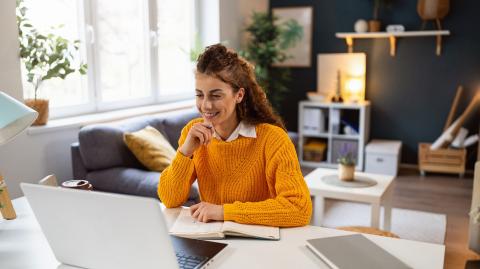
(337, 144, 357, 181)
(369, 0, 394, 32)
(16, 0, 87, 125)
(241, 12, 303, 112)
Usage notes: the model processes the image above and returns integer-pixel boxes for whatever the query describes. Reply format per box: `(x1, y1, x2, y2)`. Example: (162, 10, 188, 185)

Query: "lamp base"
(0, 175, 16, 220)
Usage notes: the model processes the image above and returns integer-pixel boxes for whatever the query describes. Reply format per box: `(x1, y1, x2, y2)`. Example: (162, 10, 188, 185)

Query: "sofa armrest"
(71, 142, 88, 180)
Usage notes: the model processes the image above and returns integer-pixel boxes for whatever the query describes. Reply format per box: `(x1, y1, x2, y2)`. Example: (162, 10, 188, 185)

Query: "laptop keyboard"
(176, 252, 208, 269)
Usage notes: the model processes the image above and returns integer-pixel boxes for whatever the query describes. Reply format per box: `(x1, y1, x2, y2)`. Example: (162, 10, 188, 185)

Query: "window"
(19, 0, 200, 119)
(21, 0, 90, 113)
(156, 0, 196, 100)
(94, 0, 151, 107)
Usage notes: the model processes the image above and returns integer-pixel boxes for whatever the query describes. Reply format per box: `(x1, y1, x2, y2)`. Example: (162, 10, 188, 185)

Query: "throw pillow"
(123, 126, 176, 172)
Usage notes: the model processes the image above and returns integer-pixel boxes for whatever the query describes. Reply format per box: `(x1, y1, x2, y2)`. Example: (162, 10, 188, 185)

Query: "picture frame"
(272, 6, 313, 67)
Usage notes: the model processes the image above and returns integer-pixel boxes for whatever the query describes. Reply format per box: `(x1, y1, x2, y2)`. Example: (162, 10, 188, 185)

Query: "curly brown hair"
(196, 44, 285, 130)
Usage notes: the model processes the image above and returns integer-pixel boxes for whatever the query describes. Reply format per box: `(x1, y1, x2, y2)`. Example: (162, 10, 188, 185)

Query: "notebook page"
(169, 208, 224, 236)
(222, 221, 280, 240)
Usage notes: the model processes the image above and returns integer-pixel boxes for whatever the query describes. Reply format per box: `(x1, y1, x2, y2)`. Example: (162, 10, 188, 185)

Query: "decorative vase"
(354, 19, 368, 33)
(339, 164, 355, 181)
(25, 99, 49, 126)
(368, 20, 381, 32)
(417, 0, 449, 20)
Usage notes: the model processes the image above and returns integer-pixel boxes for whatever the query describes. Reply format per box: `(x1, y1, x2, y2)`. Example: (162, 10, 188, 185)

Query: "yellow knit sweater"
(158, 118, 312, 227)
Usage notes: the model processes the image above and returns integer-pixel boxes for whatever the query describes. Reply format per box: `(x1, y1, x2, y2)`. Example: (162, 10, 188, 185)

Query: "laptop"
(21, 183, 227, 269)
(306, 234, 411, 269)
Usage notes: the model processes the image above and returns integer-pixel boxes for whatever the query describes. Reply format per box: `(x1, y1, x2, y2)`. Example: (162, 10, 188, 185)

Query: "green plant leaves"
(241, 11, 303, 112)
(16, 0, 87, 99)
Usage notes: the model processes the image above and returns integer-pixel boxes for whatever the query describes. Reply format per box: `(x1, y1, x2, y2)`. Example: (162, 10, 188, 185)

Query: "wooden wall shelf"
(336, 30, 450, 56)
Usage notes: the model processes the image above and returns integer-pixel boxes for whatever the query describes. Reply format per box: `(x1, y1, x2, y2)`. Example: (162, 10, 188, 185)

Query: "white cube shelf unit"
(298, 101, 370, 170)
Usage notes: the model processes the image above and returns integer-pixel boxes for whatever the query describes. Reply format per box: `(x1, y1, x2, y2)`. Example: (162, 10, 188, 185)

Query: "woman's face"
(195, 73, 244, 127)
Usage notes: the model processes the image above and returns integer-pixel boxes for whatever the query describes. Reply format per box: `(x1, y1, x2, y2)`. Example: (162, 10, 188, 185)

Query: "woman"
(158, 44, 312, 227)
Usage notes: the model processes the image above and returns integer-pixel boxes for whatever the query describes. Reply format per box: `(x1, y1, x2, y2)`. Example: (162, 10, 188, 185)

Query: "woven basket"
(25, 99, 49, 126)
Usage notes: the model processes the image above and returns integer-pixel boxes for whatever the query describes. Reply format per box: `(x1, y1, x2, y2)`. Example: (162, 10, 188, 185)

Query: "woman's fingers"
(192, 207, 201, 219)
(190, 203, 200, 215)
(191, 128, 205, 145)
(191, 203, 202, 218)
(197, 210, 205, 222)
(195, 124, 213, 145)
(202, 212, 209, 223)
(191, 202, 209, 223)
(189, 202, 223, 223)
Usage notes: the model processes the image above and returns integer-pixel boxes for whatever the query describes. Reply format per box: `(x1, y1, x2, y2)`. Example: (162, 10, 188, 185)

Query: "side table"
(304, 168, 394, 231)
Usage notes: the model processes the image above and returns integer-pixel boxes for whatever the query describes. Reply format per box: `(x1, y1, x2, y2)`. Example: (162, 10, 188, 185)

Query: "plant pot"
(338, 164, 355, 181)
(368, 20, 381, 32)
(25, 98, 49, 126)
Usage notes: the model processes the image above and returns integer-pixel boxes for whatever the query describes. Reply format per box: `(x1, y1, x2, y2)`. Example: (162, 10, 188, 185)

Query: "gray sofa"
(71, 108, 201, 201)
(71, 107, 299, 201)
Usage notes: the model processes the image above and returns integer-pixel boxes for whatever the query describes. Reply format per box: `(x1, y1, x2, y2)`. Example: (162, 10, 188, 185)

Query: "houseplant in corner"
(337, 144, 356, 181)
(241, 12, 303, 112)
(16, 0, 87, 125)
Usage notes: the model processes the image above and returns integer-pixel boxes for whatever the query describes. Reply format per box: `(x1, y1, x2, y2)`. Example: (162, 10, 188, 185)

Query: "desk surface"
(1, 197, 444, 269)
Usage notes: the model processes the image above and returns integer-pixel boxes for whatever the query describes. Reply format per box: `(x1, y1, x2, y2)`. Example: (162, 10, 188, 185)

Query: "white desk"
(0, 197, 444, 269)
(305, 168, 394, 230)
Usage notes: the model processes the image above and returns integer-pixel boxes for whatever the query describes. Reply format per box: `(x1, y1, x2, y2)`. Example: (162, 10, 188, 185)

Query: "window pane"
(157, 0, 195, 97)
(21, 0, 89, 108)
(95, 0, 151, 103)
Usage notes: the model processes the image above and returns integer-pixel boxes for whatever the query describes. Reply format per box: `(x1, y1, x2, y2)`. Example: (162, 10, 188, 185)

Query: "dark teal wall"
(270, 0, 480, 167)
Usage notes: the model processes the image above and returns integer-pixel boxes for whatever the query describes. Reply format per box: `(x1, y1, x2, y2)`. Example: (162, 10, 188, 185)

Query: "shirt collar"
(213, 120, 257, 142)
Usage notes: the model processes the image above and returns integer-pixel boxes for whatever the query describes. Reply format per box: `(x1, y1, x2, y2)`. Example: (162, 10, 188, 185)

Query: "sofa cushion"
(123, 126, 176, 172)
(86, 167, 199, 201)
(159, 109, 200, 149)
(79, 115, 165, 171)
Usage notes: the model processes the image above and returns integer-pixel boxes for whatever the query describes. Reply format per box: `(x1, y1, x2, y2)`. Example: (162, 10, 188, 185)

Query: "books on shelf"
(306, 234, 411, 269)
(169, 208, 280, 240)
(303, 108, 325, 135)
(331, 109, 341, 134)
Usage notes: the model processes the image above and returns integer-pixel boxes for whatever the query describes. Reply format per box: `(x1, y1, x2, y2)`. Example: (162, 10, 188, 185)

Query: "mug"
(61, 180, 93, 191)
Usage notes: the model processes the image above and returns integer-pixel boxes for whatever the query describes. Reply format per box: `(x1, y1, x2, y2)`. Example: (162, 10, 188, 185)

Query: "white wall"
(0, 0, 23, 100)
(219, 0, 268, 50)
(0, 129, 80, 199)
(0, 0, 269, 199)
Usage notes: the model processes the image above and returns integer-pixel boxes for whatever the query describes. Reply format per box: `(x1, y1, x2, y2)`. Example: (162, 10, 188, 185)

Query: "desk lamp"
(0, 91, 38, 220)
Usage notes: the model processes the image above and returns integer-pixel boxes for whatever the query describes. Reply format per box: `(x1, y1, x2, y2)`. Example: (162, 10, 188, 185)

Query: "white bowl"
(307, 92, 325, 102)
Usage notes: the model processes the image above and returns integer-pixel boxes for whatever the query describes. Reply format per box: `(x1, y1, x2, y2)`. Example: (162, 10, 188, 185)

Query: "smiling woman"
(158, 44, 312, 227)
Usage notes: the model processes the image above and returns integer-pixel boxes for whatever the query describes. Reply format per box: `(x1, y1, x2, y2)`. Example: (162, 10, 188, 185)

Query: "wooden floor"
(393, 169, 479, 269)
(302, 167, 480, 269)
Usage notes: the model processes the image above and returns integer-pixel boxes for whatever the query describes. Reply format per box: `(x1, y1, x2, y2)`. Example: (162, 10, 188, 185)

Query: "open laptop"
(21, 183, 227, 269)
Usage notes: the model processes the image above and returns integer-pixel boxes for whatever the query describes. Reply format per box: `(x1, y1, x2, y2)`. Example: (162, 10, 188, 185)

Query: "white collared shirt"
(213, 120, 257, 142)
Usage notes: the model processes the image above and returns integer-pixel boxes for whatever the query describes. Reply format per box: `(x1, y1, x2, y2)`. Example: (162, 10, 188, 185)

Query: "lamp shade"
(0, 91, 38, 146)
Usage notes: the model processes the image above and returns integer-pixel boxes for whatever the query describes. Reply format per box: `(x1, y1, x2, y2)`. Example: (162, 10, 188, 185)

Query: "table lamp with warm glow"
(342, 73, 365, 103)
(0, 91, 38, 220)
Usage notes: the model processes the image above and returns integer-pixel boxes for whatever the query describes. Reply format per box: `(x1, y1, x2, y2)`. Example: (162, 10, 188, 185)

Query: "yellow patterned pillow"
(123, 126, 176, 172)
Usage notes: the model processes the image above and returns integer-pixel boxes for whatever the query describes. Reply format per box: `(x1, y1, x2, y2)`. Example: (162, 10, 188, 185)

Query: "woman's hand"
(179, 122, 214, 157)
(190, 202, 224, 223)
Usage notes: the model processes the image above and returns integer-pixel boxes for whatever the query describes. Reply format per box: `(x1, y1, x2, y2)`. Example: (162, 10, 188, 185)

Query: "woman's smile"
(202, 111, 220, 120)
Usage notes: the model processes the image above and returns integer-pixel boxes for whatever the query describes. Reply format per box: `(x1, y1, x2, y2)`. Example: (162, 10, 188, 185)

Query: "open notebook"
(169, 208, 280, 240)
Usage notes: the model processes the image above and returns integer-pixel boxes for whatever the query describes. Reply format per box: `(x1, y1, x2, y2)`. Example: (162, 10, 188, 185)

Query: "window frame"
(33, 0, 198, 120)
